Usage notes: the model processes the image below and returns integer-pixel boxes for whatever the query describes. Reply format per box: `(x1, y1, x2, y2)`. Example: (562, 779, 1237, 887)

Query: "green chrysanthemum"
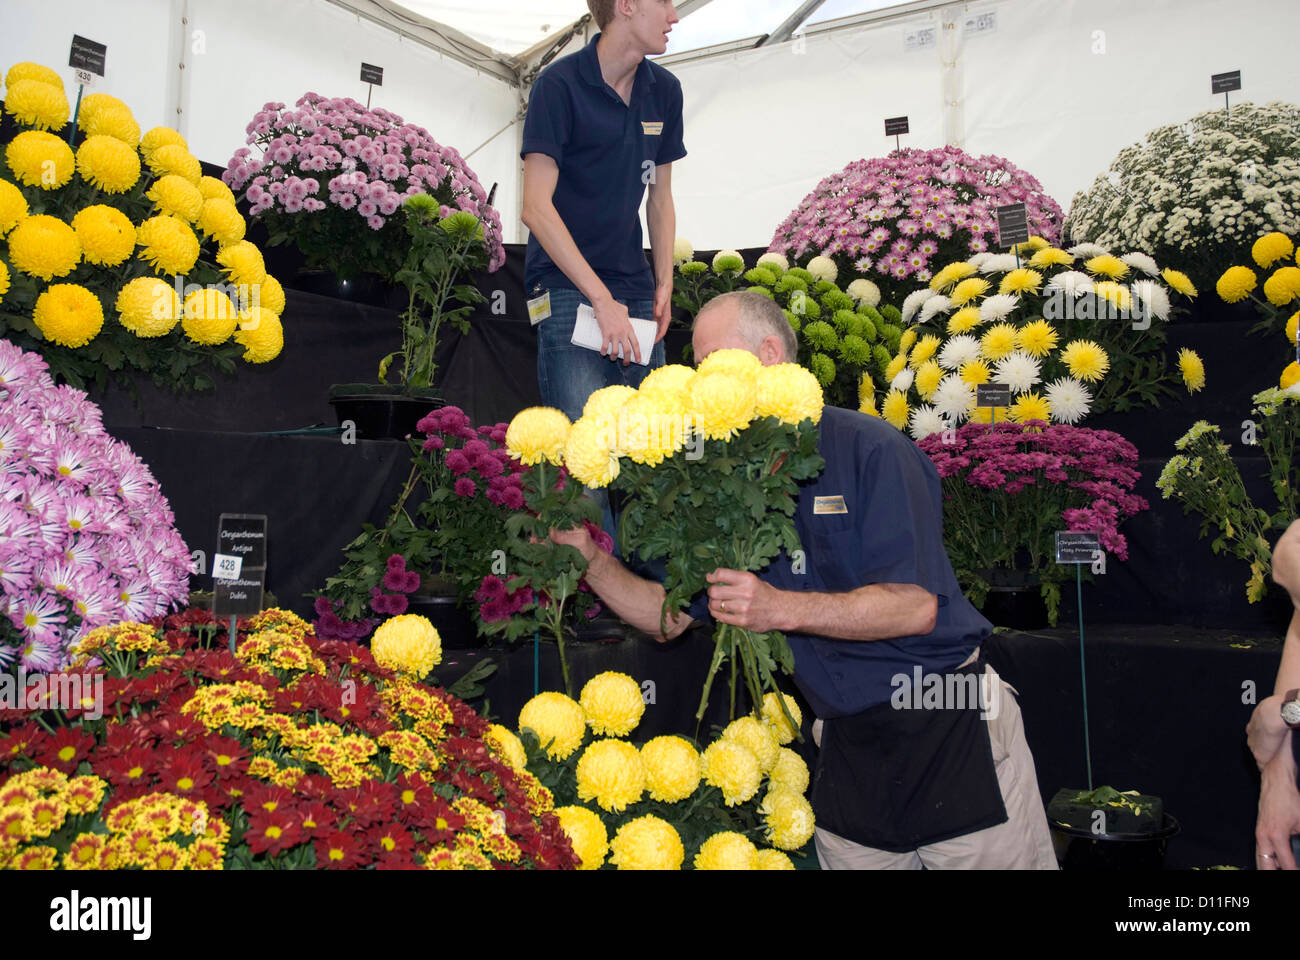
(802, 320, 838, 352)
(809, 353, 836, 387)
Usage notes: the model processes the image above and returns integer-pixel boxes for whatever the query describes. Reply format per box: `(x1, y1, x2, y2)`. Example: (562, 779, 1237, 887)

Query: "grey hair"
(697, 290, 797, 363)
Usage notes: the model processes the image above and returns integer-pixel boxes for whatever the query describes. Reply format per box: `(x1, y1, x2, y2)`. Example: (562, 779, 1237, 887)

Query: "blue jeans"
(537, 287, 665, 555)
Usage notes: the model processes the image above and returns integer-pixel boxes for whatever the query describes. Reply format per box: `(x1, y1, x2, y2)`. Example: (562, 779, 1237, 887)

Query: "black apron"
(811, 658, 1008, 852)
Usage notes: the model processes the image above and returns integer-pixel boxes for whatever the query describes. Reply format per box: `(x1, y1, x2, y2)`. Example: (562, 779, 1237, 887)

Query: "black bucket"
(1050, 814, 1180, 870)
(328, 389, 444, 441)
(404, 593, 480, 648)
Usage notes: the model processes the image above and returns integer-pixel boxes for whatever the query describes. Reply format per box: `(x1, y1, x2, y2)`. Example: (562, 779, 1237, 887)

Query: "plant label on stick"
(1210, 70, 1241, 94)
(996, 202, 1030, 250)
(884, 116, 908, 154)
(214, 514, 267, 647)
(360, 63, 384, 85)
(217, 513, 267, 569)
(1054, 531, 1101, 565)
(68, 35, 106, 76)
(976, 383, 1010, 408)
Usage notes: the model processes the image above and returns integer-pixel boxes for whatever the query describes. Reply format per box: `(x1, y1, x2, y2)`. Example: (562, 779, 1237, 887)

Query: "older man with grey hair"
(554, 289, 1058, 869)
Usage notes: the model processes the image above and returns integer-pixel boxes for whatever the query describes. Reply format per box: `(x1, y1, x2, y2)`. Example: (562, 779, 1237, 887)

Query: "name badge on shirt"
(814, 495, 848, 515)
(641, 121, 664, 136)
(527, 291, 552, 326)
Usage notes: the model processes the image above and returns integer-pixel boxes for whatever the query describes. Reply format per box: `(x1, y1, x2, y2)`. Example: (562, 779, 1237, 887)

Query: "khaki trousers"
(811, 662, 1058, 870)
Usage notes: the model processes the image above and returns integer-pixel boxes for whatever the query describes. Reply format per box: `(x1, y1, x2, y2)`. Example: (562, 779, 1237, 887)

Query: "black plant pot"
(980, 585, 1050, 631)
(327, 384, 444, 440)
(1050, 814, 1180, 871)
(404, 593, 481, 648)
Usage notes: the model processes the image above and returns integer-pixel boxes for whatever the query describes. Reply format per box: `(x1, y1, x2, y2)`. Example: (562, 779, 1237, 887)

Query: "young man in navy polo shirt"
(520, 0, 686, 423)
(552, 291, 1059, 869)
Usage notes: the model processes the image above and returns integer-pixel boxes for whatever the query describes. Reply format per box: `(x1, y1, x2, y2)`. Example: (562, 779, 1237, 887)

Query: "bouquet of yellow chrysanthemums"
(509, 673, 815, 869)
(875, 237, 1203, 439)
(0, 60, 285, 392)
(1216, 231, 1300, 346)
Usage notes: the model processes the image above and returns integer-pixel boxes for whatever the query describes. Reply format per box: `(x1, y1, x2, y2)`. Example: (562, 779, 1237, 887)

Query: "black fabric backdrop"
(77, 241, 1296, 870)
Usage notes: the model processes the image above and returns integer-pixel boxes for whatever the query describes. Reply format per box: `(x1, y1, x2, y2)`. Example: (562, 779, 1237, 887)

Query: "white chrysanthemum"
(1120, 252, 1160, 276)
(1045, 271, 1095, 298)
(968, 252, 992, 268)
(993, 350, 1042, 392)
(757, 252, 788, 273)
(932, 374, 977, 422)
(1044, 376, 1093, 424)
(901, 288, 937, 323)
(919, 295, 952, 323)
(978, 293, 1019, 323)
(938, 334, 981, 370)
(890, 367, 915, 393)
(1068, 242, 1109, 259)
(846, 278, 880, 307)
(1130, 279, 1171, 322)
(908, 404, 949, 441)
(978, 254, 1019, 274)
(806, 255, 838, 283)
(672, 237, 694, 265)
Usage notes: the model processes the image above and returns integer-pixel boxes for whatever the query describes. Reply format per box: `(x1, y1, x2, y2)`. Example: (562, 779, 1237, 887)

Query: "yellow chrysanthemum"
(33, 284, 103, 348)
(950, 277, 991, 307)
(518, 692, 586, 761)
(140, 127, 189, 161)
(214, 240, 267, 286)
(959, 358, 991, 386)
(884, 353, 908, 382)
(1282, 362, 1300, 392)
(7, 213, 80, 280)
(638, 362, 696, 404)
(898, 328, 919, 354)
(1093, 280, 1132, 312)
(769, 748, 810, 795)
(75, 135, 140, 194)
(1178, 348, 1206, 393)
(0, 260, 9, 301)
(857, 371, 875, 405)
(1263, 267, 1300, 308)
(640, 736, 701, 803)
(575, 739, 645, 812)
(980, 323, 1018, 362)
(181, 288, 238, 345)
(1286, 312, 1298, 346)
(79, 103, 141, 148)
(484, 724, 528, 773)
(760, 692, 802, 745)
(701, 739, 762, 806)
(689, 371, 756, 440)
(198, 175, 237, 205)
(609, 815, 683, 870)
(760, 789, 816, 850)
(1028, 247, 1073, 269)
(999, 268, 1042, 295)
(579, 671, 645, 737)
(582, 384, 637, 421)
(555, 806, 608, 870)
(755, 362, 824, 425)
(1009, 391, 1051, 424)
(1253, 232, 1295, 269)
(5, 130, 74, 191)
(756, 849, 796, 870)
(71, 204, 135, 266)
(136, 214, 200, 276)
(915, 359, 944, 400)
(563, 415, 620, 488)
(909, 334, 942, 368)
(859, 398, 879, 417)
(617, 391, 687, 465)
(1161, 268, 1197, 298)
(697, 347, 762, 381)
(947, 306, 982, 335)
(694, 831, 758, 870)
(1084, 254, 1129, 279)
(370, 614, 441, 678)
(1216, 265, 1258, 304)
(234, 308, 284, 363)
(929, 261, 976, 292)
(5, 62, 64, 91)
(882, 389, 910, 430)
(0, 178, 28, 235)
(79, 92, 131, 122)
(1015, 319, 1059, 358)
(146, 143, 201, 184)
(147, 174, 204, 222)
(1060, 339, 1110, 383)
(3, 79, 69, 130)
(115, 276, 181, 338)
(722, 716, 779, 773)
(256, 275, 286, 316)
(506, 406, 571, 466)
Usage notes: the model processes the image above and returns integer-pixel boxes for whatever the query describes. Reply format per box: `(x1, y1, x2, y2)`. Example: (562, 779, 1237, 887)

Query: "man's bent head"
(693, 290, 796, 367)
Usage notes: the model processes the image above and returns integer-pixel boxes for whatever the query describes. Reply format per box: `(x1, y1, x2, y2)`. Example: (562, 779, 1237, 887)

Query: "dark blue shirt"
(683, 407, 992, 720)
(520, 33, 686, 300)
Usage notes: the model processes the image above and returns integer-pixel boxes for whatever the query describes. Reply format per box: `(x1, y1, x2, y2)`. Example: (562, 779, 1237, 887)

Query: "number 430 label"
(213, 554, 243, 581)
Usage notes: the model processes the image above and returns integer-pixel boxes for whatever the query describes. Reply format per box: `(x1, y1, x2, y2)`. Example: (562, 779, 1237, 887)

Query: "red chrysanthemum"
(315, 829, 366, 869)
(245, 809, 306, 857)
(36, 725, 96, 773)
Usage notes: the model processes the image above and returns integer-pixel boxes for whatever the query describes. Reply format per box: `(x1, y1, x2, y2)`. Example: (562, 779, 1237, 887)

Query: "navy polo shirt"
(680, 407, 992, 720)
(521, 33, 686, 300)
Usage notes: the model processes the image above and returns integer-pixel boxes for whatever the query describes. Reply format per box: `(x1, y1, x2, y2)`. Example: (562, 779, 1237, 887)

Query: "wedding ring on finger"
(720, 601, 727, 614)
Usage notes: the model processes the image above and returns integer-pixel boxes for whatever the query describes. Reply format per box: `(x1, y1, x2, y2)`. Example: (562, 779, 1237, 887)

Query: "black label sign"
(976, 383, 1011, 407)
(360, 62, 384, 85)
(1211, 70, 1241, 94)
(213, 577, 265, 617)
(1055, 531, 1102, 564)
(68, 35, 107, 76)
(884, 115, 909, 136)
(217, 514, 267, 569)
(996, 202, 1030, 248)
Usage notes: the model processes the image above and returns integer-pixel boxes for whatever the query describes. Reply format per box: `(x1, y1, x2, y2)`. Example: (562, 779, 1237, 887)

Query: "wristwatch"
(1282, 689, 1300, 728)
